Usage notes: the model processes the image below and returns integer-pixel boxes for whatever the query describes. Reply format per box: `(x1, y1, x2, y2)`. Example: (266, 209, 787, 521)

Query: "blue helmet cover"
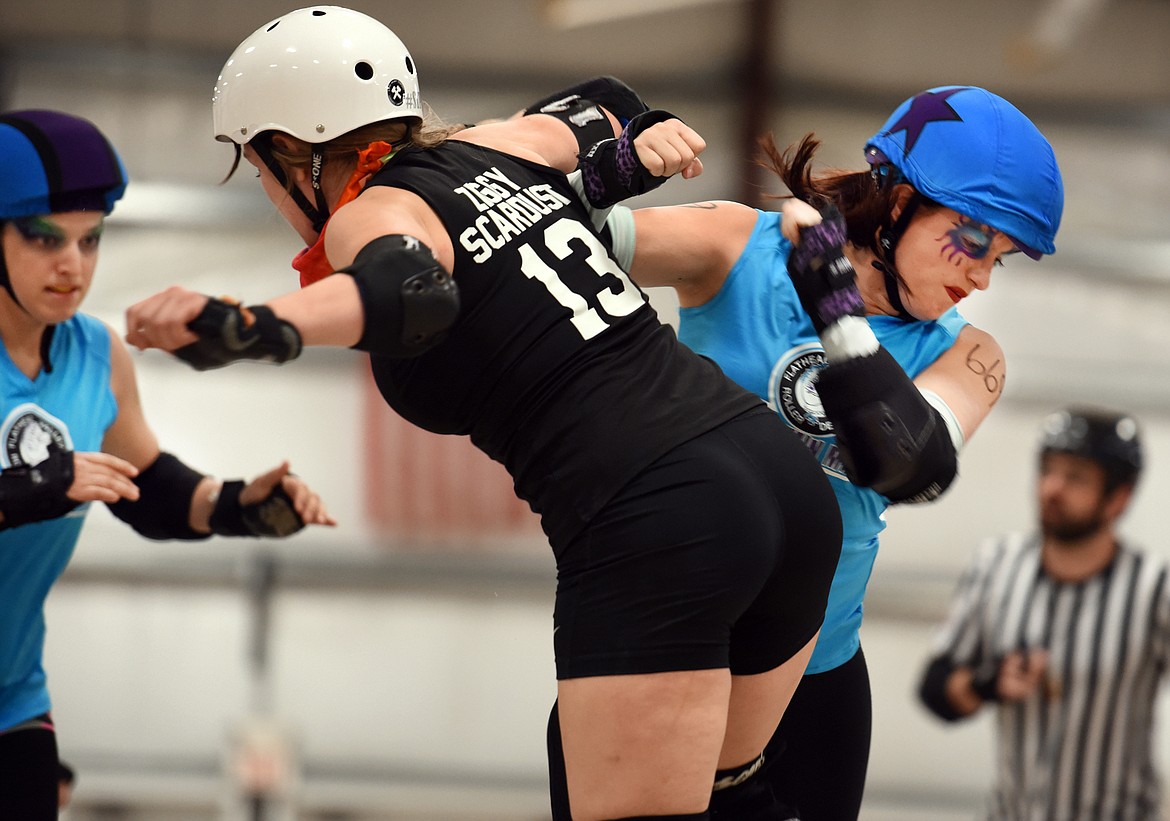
(864, 86, 1063, 258)
(0, 109, 127, 219)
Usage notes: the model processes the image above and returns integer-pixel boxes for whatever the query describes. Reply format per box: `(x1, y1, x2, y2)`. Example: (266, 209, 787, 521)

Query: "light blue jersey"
(679, 210, 966, 673)
(0, 314, 117, 729)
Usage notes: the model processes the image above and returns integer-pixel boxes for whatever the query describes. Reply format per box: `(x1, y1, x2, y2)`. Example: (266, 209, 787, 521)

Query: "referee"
(918, 406, 1166, 820)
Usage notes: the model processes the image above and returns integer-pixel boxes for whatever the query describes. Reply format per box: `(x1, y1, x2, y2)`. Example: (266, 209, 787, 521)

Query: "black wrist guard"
(525, 76, 649, 126)
(0, 447, 79, 530)
(578, 109, 678, 209)
(174, 298, 303, 371)
(970, 661, 1002, 702)
(918, 656, 966, 722)
(209, 480, 304, 538)
(788, 203, 866, 333)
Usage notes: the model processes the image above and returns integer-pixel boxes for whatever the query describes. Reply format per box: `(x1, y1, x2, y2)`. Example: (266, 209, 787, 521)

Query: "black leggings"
(0, 713, 59, 820)
(766, 646, 872, 821)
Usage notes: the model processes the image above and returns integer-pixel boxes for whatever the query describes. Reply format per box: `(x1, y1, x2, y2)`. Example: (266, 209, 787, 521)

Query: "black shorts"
(551, 409, 841, 679)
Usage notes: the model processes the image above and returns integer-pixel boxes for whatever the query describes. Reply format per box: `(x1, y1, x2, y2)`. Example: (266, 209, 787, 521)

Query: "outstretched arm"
(623, 201, 758, 306)
(125, 188, 451, 364)
(103, 325, 334, 538)
(124, 233, 450, 368)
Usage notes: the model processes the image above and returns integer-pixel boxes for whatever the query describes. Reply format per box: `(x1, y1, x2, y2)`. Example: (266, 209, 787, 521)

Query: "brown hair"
(756, 132, 944, 267)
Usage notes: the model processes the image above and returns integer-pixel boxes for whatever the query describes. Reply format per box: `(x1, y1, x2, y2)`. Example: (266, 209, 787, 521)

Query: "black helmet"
(1039, 407, 1142, 490)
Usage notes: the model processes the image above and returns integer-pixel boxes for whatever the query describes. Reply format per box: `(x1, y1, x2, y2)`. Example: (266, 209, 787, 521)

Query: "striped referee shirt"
(931, 532, 1170, 820)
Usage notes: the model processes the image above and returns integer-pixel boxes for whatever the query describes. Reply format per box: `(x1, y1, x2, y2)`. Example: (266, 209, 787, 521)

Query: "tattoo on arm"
(965, 343, 1005, 404)
(682, 202, 718, 210)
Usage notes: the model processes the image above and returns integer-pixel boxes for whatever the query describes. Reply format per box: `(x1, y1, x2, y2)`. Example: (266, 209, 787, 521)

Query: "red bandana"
(290, 141, 398, 288)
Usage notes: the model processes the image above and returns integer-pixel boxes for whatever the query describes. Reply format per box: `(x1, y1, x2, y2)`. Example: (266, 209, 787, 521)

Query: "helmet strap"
(0, 241, 58, 374)
(39, 324, 56, 374)
(253, 140, 329, 234)
(873, 192, 921, 322)
(310, 148, 331, 231)
(0, 231, 17, 306)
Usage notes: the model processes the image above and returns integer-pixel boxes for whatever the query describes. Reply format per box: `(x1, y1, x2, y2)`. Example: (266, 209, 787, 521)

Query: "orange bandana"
(291, 141, 399, 288)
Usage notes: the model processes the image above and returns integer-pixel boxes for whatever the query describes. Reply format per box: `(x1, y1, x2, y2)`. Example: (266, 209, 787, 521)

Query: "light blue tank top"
(679, 210, 966, 673)
(0, 314, 117, 729)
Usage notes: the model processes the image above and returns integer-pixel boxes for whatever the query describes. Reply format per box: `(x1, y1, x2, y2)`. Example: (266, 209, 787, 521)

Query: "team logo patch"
(387, 79, 406, 106)
(386, 80, 419, 111)
(770, 344, 831, 437)
(767, 344, 846, 479)
(1, 404, 72, 469)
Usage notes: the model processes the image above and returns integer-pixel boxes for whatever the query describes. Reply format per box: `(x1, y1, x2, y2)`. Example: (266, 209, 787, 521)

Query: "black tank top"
(362, 140, 761, 544)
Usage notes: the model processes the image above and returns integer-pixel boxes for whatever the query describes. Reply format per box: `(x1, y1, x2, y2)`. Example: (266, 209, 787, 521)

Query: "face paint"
(938, 215, 997, 264)
(12, 215, 104, 252)
(13, 216, 66, 247)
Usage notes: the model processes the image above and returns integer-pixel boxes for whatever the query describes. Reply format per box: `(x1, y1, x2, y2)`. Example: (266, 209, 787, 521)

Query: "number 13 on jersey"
(518, 218, 645, 340)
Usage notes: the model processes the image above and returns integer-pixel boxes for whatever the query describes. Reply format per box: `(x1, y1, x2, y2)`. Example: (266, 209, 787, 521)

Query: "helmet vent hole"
(355, 62, 374, 81)
(405, 56, 415, 75)
(311, 9, 326, 16)
(266, 21, 280, 32)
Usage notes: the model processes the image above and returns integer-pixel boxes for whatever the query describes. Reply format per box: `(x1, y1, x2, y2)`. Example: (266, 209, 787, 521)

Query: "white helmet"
(212, 5, 422, 145)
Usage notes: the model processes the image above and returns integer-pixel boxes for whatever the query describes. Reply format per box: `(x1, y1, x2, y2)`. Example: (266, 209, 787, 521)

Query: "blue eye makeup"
(940, 216, 997, 263)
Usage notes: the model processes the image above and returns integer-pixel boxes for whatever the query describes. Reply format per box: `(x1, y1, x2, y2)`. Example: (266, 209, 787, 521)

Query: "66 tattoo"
(966, 342, 1005, 402)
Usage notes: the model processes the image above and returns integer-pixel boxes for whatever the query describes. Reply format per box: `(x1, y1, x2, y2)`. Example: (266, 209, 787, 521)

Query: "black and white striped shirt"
(932, 532, 1170, 820)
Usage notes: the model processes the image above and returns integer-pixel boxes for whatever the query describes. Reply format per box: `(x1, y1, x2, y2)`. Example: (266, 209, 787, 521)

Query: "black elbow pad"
(815, 347, 958, 503)
(338, 235, 460, 358)
(524, 75, 649, 126)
